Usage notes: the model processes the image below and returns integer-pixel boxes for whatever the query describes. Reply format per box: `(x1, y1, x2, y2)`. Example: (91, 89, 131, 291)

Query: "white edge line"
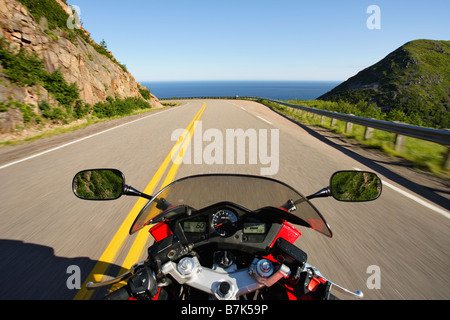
(229, 101, 271, 124)
(228, 102, 245, 111)
(257, 116, 272, 125)
(0, 108, 174, 170)
(353, 167, 450, 219)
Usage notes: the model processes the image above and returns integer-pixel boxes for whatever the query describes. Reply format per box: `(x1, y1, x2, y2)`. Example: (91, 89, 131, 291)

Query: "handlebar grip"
(103, 286, 131, 300)
(128, 265, 159, 299)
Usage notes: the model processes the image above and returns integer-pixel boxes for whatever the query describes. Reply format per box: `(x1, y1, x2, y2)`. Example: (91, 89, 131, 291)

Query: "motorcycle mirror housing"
(72, 169, 125, 200)
(329, 170, 382, 202)
(72, 169, 153, 201)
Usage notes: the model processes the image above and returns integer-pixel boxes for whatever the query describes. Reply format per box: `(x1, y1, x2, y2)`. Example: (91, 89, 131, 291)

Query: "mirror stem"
(306, 187, 331, 200)
(123, 185, 153, 200)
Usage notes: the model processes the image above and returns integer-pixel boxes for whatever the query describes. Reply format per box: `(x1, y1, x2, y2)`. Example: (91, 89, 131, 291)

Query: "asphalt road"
(0, 99, 448, 300)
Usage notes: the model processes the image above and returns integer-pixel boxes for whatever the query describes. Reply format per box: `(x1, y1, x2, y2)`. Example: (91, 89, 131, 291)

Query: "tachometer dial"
(212, 209, 238, 237)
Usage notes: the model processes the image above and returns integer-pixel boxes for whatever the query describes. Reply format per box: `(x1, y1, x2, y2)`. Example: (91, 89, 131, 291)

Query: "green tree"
(99, 39, 108, 50)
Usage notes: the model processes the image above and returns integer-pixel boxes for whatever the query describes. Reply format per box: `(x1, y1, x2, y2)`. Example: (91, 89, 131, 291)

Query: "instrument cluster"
(174, 204, 271, 245)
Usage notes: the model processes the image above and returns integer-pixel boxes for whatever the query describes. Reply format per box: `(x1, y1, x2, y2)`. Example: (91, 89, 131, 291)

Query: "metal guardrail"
(162, 96, 450, 146)
(261, 97, 450, 170)
(262, 98, 450, 147)
(160, 96, 450, 169)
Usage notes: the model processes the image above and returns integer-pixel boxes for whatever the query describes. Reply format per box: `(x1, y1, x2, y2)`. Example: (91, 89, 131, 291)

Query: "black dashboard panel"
(170, 202, 282, 252)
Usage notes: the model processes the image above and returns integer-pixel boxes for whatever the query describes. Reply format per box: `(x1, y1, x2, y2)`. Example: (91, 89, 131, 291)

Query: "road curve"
(0, 99, 448, 300)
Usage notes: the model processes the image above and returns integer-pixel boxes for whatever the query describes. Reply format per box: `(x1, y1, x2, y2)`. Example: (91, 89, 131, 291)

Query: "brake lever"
(86, 263, 144, 289)
(304, 263, 363, 299)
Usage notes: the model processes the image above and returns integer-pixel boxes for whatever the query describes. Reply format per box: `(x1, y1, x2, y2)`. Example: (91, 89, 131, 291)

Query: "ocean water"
(140, 81, 340, 101)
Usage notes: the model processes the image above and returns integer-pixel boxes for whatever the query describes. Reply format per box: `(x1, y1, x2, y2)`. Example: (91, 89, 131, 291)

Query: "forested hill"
(318, 39, 450, 129)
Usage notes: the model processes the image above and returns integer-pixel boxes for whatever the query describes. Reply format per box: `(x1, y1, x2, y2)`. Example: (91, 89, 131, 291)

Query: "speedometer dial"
(212, 209, 238, 237)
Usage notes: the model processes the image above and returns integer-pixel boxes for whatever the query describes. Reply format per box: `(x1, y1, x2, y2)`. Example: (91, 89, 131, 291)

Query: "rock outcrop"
(0, 0, 161, 134)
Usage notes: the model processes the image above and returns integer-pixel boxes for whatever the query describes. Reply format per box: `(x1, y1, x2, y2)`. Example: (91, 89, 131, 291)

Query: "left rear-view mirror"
(72, 169, 125, 200)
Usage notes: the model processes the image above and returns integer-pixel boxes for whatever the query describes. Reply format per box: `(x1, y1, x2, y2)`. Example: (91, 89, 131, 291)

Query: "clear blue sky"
(67, 0, 449, 82)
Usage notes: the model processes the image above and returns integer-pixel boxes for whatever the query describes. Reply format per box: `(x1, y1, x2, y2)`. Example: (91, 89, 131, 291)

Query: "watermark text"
(366, 265, 381, 289)
(367, 5, 381, 30)
(66, 265, 81, 290)
(171, 121, 279, 176)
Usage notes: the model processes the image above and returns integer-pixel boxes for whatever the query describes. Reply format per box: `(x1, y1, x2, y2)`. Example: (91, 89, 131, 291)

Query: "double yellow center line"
(74, 103, 206, 300)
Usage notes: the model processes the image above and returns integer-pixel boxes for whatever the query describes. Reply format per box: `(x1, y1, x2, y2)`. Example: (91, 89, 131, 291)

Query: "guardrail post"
(444, 147, 450, 171)
(364, 127, 374, 140)
(345, 121, 353, 134)
(394, 134, 405, 152)
(331, 118, 337, 127)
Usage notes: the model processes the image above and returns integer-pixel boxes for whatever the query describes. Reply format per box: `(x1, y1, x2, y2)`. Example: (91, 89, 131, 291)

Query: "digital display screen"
(183, 221, 207, 233)
(243, 222, 266, 234)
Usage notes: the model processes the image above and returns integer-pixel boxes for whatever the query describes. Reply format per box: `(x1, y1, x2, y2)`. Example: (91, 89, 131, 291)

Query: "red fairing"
(269, 221, 301, 247)
(149, 222, 173, 241)
(283, 283, 298, 300)
(264, 221, 302, 265)
(152, 288, 160, 300)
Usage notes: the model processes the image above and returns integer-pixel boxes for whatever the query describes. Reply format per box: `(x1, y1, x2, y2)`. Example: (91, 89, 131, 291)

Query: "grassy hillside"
(318, 40, 450, 129)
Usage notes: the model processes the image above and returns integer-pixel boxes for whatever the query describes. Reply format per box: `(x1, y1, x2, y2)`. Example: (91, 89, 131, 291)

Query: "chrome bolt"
(177, 257, 195, 276)
(260, 260, 271, 272)
(256, 259, 273, 278)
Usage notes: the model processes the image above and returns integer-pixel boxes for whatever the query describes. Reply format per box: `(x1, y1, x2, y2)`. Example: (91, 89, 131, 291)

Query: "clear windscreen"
(130, 174, 332, 237)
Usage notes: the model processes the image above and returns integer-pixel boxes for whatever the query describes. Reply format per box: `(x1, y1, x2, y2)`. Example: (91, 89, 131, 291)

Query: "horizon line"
(137, 79, 344, 83)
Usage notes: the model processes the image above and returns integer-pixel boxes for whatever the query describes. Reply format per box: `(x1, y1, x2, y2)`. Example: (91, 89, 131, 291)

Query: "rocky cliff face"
(0, 0, 161, 134)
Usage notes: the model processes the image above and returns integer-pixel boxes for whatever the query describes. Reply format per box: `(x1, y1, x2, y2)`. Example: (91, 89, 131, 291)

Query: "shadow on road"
(0, 239, 123, 300)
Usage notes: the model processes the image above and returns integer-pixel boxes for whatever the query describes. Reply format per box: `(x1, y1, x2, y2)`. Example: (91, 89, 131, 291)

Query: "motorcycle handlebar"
(103, 265, 159, 300)
(102, 258, 362, 300)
